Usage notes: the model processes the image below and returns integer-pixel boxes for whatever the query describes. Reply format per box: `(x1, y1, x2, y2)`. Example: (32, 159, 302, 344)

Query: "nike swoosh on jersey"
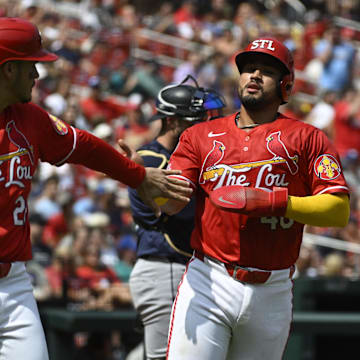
(218, 196, 236, 205)
(208, 131, 227, 137)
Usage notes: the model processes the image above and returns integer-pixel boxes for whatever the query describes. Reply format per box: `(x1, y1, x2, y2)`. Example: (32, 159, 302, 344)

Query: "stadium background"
(2, 0, 360, 359)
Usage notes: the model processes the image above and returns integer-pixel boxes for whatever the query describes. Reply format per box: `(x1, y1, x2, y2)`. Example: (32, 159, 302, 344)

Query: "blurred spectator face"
(322, 253, 345, 276)
(339, 0, 358, 16)
(72, 227, 89, 256)
(212, 0, 226, 10)
(21, 2, 38, 19)
(88, 76, 102, 99)
(62, 104, 78, 126)
(119, 249, 136, 265)
(119, 4, 138, 29)
(325, 26, 341, 44)
(117, 238, 137, 265)
(84, 245, 101, 268)
(323, 90, 337, 105)
(42, 176, 59, 200)
(159, 2, 173, 15)
(188, 52, 203, 68)
(88, 228, 105, 247)
(235, 2, 256, 22)
(29, 218, 45, 244)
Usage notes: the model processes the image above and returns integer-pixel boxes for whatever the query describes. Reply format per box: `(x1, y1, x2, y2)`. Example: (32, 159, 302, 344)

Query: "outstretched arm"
(68, 130, 192, 216)
(117, 138, 192, 216)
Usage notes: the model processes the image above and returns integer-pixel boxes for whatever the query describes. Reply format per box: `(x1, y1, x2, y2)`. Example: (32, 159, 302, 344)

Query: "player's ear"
(278, 74, 293, 103)
(1, 61, 18, 80)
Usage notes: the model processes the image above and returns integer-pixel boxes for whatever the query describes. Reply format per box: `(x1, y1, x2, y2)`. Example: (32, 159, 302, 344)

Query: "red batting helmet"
(0, 17, 58, 66)
(235, 37, 294, 103)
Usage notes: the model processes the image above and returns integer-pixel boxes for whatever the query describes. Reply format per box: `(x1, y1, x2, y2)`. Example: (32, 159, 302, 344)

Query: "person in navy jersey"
(126, 75, 226, 360)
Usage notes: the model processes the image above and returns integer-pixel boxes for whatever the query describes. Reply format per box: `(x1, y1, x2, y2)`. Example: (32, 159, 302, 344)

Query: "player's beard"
(19, 93, 32, 104)
(238, 87, 277, 111)
(11, 77, 32, 104)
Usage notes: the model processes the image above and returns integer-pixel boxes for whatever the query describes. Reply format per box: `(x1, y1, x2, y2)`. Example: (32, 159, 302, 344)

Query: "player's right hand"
(137, 168, 192, 217)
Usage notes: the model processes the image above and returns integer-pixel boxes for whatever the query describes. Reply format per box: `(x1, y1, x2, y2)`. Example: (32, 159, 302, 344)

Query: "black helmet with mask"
(150, 75, 226, 122)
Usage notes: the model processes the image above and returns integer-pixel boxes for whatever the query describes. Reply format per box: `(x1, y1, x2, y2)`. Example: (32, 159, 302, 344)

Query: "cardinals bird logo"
(266, 131, 298, 175)
(199, 140, 225, 183)
(6, 120, 34, 164)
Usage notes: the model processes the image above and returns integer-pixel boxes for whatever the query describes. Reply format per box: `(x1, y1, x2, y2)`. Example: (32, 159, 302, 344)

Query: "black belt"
(134, 218, 164, 232)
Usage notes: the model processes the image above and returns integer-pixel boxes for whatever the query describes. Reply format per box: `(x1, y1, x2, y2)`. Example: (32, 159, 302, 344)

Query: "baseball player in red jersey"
(0, 18, 191, 360)
(161, 37, 350, 359)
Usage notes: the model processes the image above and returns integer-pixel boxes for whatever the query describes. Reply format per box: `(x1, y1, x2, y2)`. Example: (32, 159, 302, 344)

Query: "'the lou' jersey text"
(168, 113, 349, 270)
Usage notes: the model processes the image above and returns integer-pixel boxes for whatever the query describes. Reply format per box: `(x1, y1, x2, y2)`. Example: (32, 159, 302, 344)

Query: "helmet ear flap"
(278, 73, 293, 104)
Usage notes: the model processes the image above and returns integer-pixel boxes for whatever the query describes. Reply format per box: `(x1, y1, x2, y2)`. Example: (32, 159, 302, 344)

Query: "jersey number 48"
(261, 216, 294, 230)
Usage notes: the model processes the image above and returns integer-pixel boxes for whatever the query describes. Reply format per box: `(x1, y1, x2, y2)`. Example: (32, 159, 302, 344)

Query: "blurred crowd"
(2, 0, 359, 358)
(2, 0, 360, 350)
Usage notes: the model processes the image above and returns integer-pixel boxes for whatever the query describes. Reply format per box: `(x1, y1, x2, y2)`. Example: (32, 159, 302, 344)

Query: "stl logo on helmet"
(49, 114, 68, 135)
(250, 40, 275, 51)
(314, 154, 341, 180)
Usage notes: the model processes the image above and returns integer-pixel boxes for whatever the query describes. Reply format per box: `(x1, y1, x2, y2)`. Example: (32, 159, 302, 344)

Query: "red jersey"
(0, 103, 145, 262)
(168, 113, 349, 270)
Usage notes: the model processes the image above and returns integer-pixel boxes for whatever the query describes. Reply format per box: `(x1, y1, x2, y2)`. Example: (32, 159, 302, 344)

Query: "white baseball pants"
(167, 256, 293, 360)
(0, 262, 49, 360)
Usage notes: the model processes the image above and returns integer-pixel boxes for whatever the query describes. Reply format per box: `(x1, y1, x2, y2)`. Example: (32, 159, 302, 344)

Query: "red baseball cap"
(235, 37, 294, 80)
(0, 17, 58, 65)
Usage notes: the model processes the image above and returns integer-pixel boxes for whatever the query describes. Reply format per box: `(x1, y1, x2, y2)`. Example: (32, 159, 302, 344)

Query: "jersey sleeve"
(35, 106, 145, 188)
(67, 129, 145, 188)
(168, 128, 200, 189)
(35, 108, 77, 165)
(304, 128, 349, 195)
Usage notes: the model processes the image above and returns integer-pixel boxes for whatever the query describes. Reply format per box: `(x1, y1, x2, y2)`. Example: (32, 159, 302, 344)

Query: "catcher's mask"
(150, 75, 226, 122)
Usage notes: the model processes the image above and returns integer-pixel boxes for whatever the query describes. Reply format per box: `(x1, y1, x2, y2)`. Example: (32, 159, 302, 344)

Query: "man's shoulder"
(277, 113, 322, 133)
(138, 140, 164, 152)
(137, 140, 169, 168)
(10, 102, 45, 112)
(184, 113, 236, 135)
(8, 103, 47, 121)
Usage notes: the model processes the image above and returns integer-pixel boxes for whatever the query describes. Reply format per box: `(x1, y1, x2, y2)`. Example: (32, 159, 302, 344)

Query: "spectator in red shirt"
(75, 244, 131, 310)
(79, 76, 131, 126)
(41, 191, 74, 250)
(333, 88, 360, 159)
